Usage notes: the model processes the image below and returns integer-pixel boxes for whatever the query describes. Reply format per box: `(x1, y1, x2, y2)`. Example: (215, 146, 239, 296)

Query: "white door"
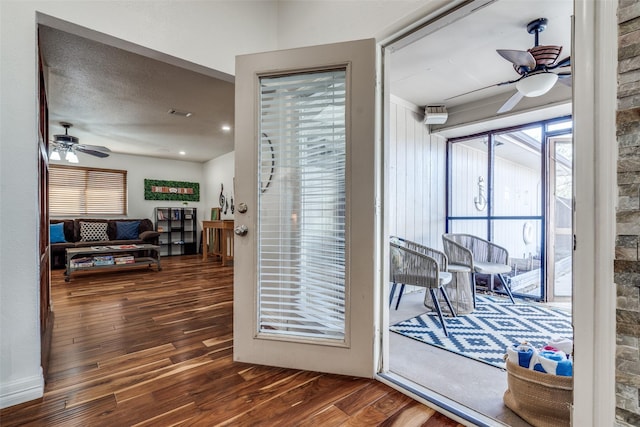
(233, 39, 378, 377)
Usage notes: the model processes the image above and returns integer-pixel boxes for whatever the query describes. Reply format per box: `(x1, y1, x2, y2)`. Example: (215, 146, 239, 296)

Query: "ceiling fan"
(448, 18, 571, 114)
(51, 122, 111, 163)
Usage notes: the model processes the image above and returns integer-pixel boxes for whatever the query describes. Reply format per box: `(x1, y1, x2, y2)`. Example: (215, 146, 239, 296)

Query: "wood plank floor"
(1, 255, 463, 426)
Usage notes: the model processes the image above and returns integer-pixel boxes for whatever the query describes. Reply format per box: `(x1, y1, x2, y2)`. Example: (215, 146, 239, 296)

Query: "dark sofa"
(50, 218, 160, 268)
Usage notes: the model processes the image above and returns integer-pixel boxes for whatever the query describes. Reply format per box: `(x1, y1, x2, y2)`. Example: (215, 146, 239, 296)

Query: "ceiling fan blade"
(445, 78, 520, 101)
(497, 91, 525, 114)
(549, 56, 571, 69)
(76, 147, 110, 158)
(77, 144, 111, 152)
(496, 49, 536, 69)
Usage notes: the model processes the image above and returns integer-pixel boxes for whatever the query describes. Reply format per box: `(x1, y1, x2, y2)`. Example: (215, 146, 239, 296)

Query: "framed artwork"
(144, 179, 200, 201)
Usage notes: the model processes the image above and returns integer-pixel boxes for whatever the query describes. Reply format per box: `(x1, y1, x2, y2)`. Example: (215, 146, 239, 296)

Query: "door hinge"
(573, 234, 577, 251)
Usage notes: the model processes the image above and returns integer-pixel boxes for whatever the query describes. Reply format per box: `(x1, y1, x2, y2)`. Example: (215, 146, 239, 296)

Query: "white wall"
(50, 152, 206, 222)
(203, 151, 235, 221)
(275, 0, 425, 49)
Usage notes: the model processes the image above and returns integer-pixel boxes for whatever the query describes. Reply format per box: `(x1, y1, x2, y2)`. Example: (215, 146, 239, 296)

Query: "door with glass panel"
(547, 132, 573, 301)
(233, 39, 377, 376)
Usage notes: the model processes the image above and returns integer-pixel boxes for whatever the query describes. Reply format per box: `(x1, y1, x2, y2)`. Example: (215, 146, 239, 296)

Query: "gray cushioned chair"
(442, 233, 515, 307)
(390, 237, 456, 336)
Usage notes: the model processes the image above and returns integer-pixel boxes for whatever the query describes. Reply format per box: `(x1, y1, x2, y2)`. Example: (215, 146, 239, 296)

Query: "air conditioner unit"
(424, 105, 448, 125)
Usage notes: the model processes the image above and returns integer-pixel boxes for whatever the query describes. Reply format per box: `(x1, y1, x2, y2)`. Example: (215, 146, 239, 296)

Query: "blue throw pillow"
(50, 223, 67, 243)
(116, 221, 140, 240)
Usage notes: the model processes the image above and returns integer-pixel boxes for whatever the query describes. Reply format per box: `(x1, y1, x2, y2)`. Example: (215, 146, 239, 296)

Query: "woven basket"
(503, 360, 573, 427)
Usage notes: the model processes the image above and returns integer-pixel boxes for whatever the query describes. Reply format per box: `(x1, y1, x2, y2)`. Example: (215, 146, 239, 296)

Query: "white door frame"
(375, 0, 617, 425)
(571, 0, 617, 425)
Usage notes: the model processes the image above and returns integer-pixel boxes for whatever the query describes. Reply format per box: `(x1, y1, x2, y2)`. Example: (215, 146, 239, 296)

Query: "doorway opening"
(382, 0, 574, 424)
(36, 14, 235, 384)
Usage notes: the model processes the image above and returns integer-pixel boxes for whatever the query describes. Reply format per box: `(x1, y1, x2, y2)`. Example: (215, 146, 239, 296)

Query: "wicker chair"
(390, 237, 456, 336)
(442, 233, 515, 307)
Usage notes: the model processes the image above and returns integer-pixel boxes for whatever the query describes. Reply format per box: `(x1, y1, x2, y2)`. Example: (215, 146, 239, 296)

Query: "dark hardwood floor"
(1, 255, 462, 426)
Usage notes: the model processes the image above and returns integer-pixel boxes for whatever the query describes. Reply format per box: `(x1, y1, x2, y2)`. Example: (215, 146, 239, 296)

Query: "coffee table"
(65, 244, 161, 282)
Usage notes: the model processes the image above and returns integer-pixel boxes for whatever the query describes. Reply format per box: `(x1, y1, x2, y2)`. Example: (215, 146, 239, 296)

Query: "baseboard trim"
(0, 371, 44, 409)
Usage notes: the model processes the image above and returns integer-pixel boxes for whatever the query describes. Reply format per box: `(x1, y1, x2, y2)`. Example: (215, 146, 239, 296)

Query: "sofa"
(50, 218, 160, 268)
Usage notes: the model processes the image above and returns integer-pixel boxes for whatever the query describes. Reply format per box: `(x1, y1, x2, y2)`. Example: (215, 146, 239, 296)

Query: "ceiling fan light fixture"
(516, 72, 558, 97)
(50, 149, 61, 161)
(66, 150, 79, 164)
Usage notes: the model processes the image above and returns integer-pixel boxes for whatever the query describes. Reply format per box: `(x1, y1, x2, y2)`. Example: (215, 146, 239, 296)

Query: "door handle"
(234, 225, 248, 236)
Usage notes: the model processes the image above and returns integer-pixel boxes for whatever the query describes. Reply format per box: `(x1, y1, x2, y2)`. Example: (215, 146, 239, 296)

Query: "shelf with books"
(154, 207, 197, 256)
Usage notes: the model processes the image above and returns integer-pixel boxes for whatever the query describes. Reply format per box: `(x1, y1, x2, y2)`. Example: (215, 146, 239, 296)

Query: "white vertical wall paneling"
(396, 105, 408, 240)
(449, 142, 542, 257)
(405, 108, 416, 242)
(389, 103, 397, 241)
(424, 130, 432, 245)
(429, 135, 447, 249)
(450, 143, 486, 237)
(413, 113, 429, 246)
(388, 97, 446, 251)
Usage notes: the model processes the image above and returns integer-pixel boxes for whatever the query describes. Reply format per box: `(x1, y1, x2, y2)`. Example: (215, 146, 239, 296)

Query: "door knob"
(237, 202, 248, 214)
(234, 225, 248, 236)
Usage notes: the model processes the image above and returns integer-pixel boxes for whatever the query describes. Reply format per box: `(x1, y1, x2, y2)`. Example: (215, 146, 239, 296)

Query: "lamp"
(50, 149, 61, 161)
(516, 72, 558, 97)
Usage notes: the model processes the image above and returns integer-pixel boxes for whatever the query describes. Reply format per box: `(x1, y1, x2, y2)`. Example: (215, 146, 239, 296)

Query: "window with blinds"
(49, 165, 127, 216)
(258, 68, 347, 342)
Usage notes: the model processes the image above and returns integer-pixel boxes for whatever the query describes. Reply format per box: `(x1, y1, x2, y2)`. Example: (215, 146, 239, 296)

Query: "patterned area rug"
(390, 295, 573, 370)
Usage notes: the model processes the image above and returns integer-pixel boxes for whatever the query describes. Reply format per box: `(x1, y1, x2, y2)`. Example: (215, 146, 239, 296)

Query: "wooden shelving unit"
(155, 207, 197, 256)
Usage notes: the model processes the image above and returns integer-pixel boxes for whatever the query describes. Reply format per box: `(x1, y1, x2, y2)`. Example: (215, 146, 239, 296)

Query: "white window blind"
(49, 165, 127, 216)
(258, 68, 347, 342)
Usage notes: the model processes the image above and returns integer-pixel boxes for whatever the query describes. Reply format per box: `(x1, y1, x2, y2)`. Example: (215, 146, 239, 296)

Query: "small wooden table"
(65, 244, 161, 281)
(202, 220, 234, 265)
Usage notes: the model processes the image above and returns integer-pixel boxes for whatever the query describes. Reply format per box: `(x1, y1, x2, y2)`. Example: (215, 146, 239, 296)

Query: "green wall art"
(144, 179, 200, 201)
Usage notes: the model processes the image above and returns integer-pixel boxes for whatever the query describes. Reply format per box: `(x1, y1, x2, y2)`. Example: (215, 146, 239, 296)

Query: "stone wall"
(616, 2, 640, 426)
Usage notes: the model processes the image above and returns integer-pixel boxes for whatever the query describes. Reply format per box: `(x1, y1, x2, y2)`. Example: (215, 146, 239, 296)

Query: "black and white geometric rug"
(390, 295, 573, 370)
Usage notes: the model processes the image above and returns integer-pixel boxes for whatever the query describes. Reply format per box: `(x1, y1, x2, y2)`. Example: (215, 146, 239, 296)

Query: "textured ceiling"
(39, 26, 235, 163)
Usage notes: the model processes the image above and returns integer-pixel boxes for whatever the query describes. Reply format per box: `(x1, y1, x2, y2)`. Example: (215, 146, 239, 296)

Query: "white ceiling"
(390, 0, 572, 107)
(39, 0, 573, 164)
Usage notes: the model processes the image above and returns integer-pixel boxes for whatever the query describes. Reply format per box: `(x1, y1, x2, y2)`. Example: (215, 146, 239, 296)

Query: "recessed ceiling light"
(221, 125, 231, 132)
(179, 151, 186, 156)
(168, 108, 193, 118)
